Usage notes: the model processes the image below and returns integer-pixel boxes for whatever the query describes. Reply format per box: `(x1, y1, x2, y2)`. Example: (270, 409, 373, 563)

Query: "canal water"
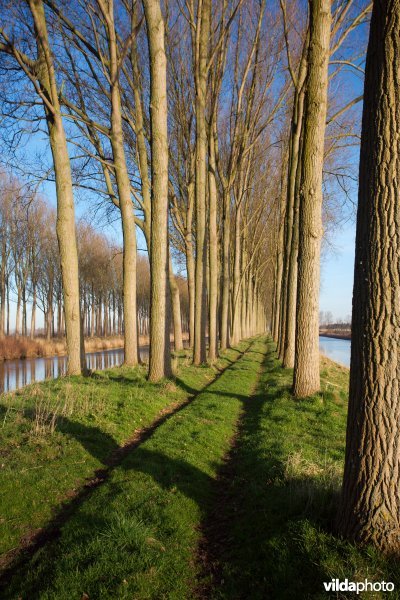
(319, 336, 351, 368)
(0, 346, 132, 394)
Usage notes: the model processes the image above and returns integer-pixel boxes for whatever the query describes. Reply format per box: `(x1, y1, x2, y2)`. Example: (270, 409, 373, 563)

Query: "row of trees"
(0, 175, 189, 340)
(270, 0, 400, 555)
(271, 0, 369, 396)
(0, 0, 279, 381)
(3, 0, 398, 556)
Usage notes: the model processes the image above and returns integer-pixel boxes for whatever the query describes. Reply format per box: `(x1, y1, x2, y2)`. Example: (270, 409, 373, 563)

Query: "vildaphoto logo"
(323, 579, 394, 594)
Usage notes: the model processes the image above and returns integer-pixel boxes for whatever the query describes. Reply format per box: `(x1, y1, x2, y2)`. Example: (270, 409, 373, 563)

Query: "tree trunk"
(29, 0, 83, 374)
(22, 286, 27, 337)
(186, 179, 195, 348)
(169, 255, 183, 351)
(0, 239, 5, 339)
(283, 95, 305, 368)
(272, 176, 286, 343)
(220, 188, 231, 350)
(6, 275, 9, 335)
(193, 0, 211, 365)
(104, 0, 138, 366)
(142, 0, 172, 381)
(337, 1, 400, 552)
(231, 205, 242, 345)
(293, 0, 331, 397)
(30, 287, 36, 339)
(208, 125, 218, 361)
(15, 285, 21, 338)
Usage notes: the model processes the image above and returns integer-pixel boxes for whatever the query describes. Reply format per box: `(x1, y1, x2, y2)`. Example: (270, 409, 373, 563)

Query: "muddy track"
(195, 345, 266, 599)
(0, 341, 253, 589)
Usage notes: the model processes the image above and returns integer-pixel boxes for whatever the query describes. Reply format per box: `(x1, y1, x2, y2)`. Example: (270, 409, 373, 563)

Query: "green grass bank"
(0, 344, 243, 563)
(1, 337, 266, 599)
(2, 338, 400, 599)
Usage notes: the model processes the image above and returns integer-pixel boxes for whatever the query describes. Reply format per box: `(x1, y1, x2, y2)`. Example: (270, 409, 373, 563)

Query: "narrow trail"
(0, 341, 251, 589)
(195, 344, 270, 598)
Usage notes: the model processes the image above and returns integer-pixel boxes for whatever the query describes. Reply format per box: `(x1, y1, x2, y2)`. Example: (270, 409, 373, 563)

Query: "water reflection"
(0, 347, 130, 394)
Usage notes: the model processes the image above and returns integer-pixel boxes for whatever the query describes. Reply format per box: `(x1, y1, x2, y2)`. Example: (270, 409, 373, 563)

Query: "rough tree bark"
(337, 0, 400, 552)
(142, 0, 172, 381)
(293, 0, 331, 397)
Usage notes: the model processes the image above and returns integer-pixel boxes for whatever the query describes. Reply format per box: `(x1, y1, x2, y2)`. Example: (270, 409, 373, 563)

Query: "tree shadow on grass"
(1, 442, 220, 600)
(1, 347, 368, 600)
(197, 352, 350, 600)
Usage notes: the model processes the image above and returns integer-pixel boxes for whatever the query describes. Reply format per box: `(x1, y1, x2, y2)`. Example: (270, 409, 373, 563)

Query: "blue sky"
(320, 222, 355, 321)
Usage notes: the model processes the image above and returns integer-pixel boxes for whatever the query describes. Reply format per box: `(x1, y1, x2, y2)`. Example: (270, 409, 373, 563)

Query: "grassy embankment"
(202, 350, 400, 600)
(319, 329, 351, 340)
(2, 337, 400, 599)
(0, 342, 244, 563)
(1, 337, 265, 599)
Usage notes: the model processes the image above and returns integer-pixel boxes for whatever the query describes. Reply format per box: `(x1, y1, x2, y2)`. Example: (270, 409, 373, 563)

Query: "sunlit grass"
(0, 346, 240, 559)
(1, 338, 266, 599)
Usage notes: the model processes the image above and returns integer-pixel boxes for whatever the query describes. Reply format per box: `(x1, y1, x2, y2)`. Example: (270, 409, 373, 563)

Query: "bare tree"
(142, 0, 172, 380)
(0, 0, 84, 374)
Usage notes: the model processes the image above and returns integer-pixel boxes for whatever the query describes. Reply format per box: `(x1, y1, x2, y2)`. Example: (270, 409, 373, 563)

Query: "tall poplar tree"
(292, 0, 331, 397)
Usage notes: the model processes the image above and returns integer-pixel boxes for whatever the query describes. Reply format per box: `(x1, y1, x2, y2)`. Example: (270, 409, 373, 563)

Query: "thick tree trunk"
(142, 0, 172, 381)
(337, 1, 400, 551)
(29, 0, 83, 374)
(293, 0, 331, 397)
(186, 231, 195, 349)
(193, 0, 211, 365)
(22, 287, 27, 337)
(6, 276, 9, 336)
(240, 251, 247, 339)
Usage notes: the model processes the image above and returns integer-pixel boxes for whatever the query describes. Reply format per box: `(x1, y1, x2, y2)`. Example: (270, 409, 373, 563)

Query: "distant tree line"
(0, 173, 189, 341)
(319, 311, 351, 329)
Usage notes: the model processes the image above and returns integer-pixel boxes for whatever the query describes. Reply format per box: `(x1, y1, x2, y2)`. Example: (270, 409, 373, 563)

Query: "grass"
(0, 344, 241, 560)
(2, 337, 400, 599)
(1, 337, 267, 599)
(206, 344, 400, 600)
